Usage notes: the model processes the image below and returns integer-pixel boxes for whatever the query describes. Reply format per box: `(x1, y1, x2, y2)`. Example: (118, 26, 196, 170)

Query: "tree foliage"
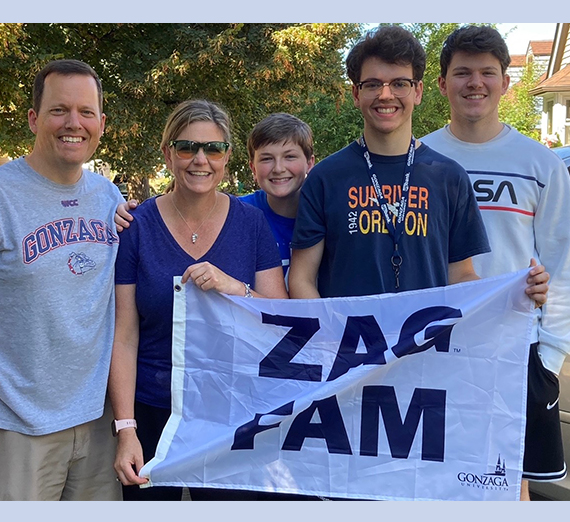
(2, 23, 514, 199)
(404, 23, 462, 138)
(0, 23, 362, 197)
(297, 88, 362, 162)
(498, 59, 541, 141)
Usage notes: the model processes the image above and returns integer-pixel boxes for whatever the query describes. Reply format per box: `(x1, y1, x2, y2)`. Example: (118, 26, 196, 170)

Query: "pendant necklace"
(171, 193, 218, 244)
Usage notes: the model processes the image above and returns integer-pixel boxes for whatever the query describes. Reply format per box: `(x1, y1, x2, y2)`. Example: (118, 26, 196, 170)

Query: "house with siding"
(507, 40, 552, 85)
(507, 54, 527, 84)
(530, 24, 570, 145)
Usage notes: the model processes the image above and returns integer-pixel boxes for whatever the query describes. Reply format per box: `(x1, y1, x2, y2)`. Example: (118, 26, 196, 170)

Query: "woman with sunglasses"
(109, 100, 288, 501)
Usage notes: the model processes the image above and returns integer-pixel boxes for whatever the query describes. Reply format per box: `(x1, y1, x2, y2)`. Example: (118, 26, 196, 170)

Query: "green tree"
(404, 23, 462, 138)
(297, 87, 362, 163)
(0, 23, 362, 199)
(0, 23, 37, 153)
(499, 59, 541, 140)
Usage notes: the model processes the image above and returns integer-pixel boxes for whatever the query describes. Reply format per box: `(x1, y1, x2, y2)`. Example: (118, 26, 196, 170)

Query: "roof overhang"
(530, 85, 570, 95)
(530, 63, 570, 96)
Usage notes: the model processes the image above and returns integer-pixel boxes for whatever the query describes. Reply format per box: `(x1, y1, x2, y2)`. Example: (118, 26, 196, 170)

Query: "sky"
(497, 23, 557, 55)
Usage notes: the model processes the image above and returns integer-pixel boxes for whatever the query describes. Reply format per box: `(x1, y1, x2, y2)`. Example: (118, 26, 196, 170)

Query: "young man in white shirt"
(422, 24, 570, 500)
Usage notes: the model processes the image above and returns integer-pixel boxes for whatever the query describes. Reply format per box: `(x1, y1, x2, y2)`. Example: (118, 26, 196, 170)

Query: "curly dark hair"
(346, 25, 426, 84)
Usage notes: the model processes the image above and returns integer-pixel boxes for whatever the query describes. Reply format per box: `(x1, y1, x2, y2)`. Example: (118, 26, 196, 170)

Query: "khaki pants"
(0, 401, 121, 501)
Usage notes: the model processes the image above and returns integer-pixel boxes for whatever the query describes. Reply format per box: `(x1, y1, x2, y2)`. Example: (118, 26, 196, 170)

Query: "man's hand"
(526, 258, 549, 308)
(115, 199, 138, 232)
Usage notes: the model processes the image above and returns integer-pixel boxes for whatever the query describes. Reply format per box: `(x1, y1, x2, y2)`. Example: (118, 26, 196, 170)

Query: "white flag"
(140, 270, 533, 501)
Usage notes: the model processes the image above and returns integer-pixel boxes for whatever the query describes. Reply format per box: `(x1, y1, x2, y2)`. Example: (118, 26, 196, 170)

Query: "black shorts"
(523, 343, 567, 482)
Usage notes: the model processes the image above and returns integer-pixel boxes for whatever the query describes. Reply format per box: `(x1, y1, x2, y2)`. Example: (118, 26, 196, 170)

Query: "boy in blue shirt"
(240, 113, 314, 283)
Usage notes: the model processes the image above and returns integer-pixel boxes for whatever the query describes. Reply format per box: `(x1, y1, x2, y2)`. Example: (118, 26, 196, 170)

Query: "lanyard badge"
(359, 136, 416, 289)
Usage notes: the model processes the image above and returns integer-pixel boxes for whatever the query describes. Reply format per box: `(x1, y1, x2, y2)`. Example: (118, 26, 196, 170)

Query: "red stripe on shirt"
(479, 206, 535, 217)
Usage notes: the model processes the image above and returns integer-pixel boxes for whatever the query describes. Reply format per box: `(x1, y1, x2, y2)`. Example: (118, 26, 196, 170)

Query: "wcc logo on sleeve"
(22, 217, 119, 265)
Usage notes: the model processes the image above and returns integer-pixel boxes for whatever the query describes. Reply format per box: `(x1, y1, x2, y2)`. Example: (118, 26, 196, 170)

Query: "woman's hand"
(181, 261, 246, 297)
(114, 429, 149, 486)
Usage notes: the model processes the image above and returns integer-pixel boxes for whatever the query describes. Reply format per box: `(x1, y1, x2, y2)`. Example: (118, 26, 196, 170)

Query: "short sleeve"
(291, 170, 327, 250)
(448, 170, 490, 263)
(115, 214, 140, 285)
(254, 208, 282, 272)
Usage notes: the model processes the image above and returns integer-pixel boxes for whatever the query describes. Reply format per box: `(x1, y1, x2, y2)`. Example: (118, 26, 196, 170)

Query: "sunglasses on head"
(169, 140, 230, 160)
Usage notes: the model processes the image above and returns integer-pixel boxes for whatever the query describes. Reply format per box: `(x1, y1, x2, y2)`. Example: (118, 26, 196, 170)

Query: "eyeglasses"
(356, 78, 418, 99)
(168, 140, 230, 160)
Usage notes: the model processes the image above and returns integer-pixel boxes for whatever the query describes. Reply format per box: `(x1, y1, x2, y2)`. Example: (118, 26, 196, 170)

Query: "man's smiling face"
(28, 73, 106, 175)
(352, 57, 422, 146)
(438, 51, 509, 126)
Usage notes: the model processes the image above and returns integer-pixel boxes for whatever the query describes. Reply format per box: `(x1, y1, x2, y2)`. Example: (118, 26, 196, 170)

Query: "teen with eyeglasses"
(289, 25, 494, 300)
(109, 99, 287, 501)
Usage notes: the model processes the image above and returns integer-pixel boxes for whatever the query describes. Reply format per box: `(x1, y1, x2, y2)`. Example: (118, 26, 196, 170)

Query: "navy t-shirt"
(240, 190, 295, 278)
(115, 194, 282, 408)
(292, 141, 490, 298)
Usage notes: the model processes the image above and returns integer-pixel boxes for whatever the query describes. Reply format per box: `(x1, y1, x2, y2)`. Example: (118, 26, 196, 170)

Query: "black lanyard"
(359, 135, 416, 289)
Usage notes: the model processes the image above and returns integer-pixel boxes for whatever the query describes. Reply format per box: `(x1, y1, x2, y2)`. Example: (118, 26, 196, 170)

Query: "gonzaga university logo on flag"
(140, 270, 533, 501)
(457, 454, 510, 492)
